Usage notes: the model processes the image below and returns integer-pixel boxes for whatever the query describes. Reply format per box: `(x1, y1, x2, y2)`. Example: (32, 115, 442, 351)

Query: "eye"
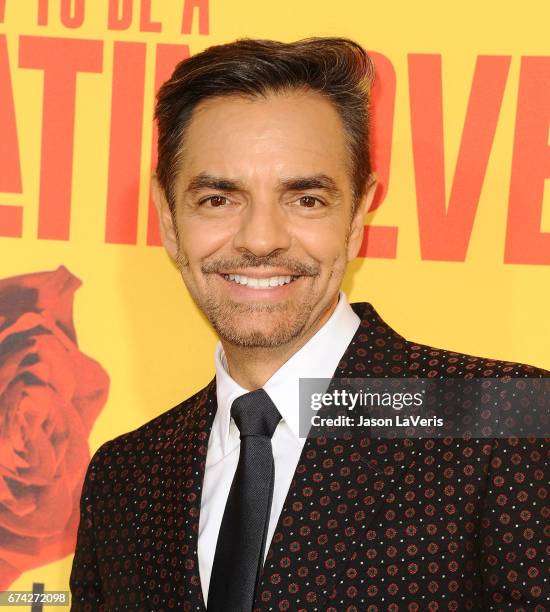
(200, 195, 230, 207)
(297, 196, 324, 208)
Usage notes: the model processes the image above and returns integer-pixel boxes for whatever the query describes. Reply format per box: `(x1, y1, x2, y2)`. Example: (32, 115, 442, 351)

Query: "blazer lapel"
(255, 302, 418, 611)
(135, 379, 216, 611)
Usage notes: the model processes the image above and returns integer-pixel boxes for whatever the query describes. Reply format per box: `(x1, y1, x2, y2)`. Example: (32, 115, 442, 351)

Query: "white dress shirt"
(197, 292, 361, 604)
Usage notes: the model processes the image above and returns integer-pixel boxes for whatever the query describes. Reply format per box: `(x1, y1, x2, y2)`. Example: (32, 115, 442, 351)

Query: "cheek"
(294, 221, 349, 266)
(177, 217, 235, 263)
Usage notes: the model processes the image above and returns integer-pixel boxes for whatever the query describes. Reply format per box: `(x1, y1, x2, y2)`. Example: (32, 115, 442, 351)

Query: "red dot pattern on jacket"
(69, 302, 550, 611)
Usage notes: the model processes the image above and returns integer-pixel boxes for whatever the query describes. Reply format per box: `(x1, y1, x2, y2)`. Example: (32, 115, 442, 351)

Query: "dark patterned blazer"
(70, 302, 549, 611)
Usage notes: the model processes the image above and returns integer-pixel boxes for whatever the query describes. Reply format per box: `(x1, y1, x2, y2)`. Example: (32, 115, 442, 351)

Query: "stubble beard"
(201, 291, 318, 348)
(176, 251, 326, 348)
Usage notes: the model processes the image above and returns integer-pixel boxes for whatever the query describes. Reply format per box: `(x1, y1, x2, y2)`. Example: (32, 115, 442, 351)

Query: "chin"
(214, 313, 308, 349)
(217, 329, 298, 349)
(196, 288, 326, 348)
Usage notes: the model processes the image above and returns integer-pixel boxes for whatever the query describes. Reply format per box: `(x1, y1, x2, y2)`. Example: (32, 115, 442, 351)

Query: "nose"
(233, 199, 291, 257)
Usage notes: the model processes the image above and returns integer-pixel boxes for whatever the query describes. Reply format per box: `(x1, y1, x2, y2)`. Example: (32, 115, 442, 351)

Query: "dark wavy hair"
(155, 37, 375, 213)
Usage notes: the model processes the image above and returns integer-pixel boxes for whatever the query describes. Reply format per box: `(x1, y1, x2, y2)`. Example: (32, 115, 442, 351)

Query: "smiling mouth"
(222, 273, 298, 288)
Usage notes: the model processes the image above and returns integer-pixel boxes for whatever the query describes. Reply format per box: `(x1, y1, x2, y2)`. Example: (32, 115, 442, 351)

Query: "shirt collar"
(213, 291, 360, 457)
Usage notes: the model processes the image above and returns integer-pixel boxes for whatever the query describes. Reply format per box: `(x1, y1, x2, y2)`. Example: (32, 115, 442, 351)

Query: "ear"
(346, 175, 377, 261)
(151, 174, 178, 260)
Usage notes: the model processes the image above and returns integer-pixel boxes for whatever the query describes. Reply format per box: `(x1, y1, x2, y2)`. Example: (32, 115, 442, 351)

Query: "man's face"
(155, 89, 372, 348)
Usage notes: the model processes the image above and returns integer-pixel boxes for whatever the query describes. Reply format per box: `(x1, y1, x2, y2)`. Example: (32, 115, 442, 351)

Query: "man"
(70, 38, 549, 611)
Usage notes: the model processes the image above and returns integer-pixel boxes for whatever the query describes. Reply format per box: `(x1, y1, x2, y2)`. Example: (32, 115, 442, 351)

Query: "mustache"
(200, 253, 321, 276)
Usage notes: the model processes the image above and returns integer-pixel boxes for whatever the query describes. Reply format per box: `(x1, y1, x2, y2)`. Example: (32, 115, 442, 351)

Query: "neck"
(221, 295, 339, 390)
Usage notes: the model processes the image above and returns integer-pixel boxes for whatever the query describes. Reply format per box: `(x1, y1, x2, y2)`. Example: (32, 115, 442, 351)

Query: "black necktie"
(207, 389, 282, 612)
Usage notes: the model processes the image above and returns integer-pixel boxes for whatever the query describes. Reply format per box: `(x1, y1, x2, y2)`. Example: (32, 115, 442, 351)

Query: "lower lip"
(218, 274, 302, 300)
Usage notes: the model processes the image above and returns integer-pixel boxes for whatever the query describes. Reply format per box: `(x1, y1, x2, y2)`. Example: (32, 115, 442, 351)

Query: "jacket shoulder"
(403, 338, 549, 378)
(92, 379, 215, 460)
(351, 301, 548, 378)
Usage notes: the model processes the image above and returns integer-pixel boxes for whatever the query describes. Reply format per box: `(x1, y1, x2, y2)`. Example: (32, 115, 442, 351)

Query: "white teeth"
(224, 274, 295, 288)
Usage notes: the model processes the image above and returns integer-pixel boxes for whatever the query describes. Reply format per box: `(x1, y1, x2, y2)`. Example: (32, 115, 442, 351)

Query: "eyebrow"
(185, 172, 342, 198)
(186, 173, 244, 193)
(279, 174, 341, 198)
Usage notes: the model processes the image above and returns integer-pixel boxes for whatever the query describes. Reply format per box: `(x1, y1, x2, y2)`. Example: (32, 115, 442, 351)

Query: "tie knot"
(231, 389, 282, 439)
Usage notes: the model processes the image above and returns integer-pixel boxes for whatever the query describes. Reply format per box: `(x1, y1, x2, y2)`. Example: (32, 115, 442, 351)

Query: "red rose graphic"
(0, 266, 109, 588)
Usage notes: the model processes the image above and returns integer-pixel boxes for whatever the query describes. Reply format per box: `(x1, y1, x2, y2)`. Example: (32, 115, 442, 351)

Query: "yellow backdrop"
(0, 0, 548, 601)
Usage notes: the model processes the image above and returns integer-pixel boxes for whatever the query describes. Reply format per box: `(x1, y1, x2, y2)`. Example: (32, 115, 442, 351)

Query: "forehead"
(177, 90, 351, 185)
